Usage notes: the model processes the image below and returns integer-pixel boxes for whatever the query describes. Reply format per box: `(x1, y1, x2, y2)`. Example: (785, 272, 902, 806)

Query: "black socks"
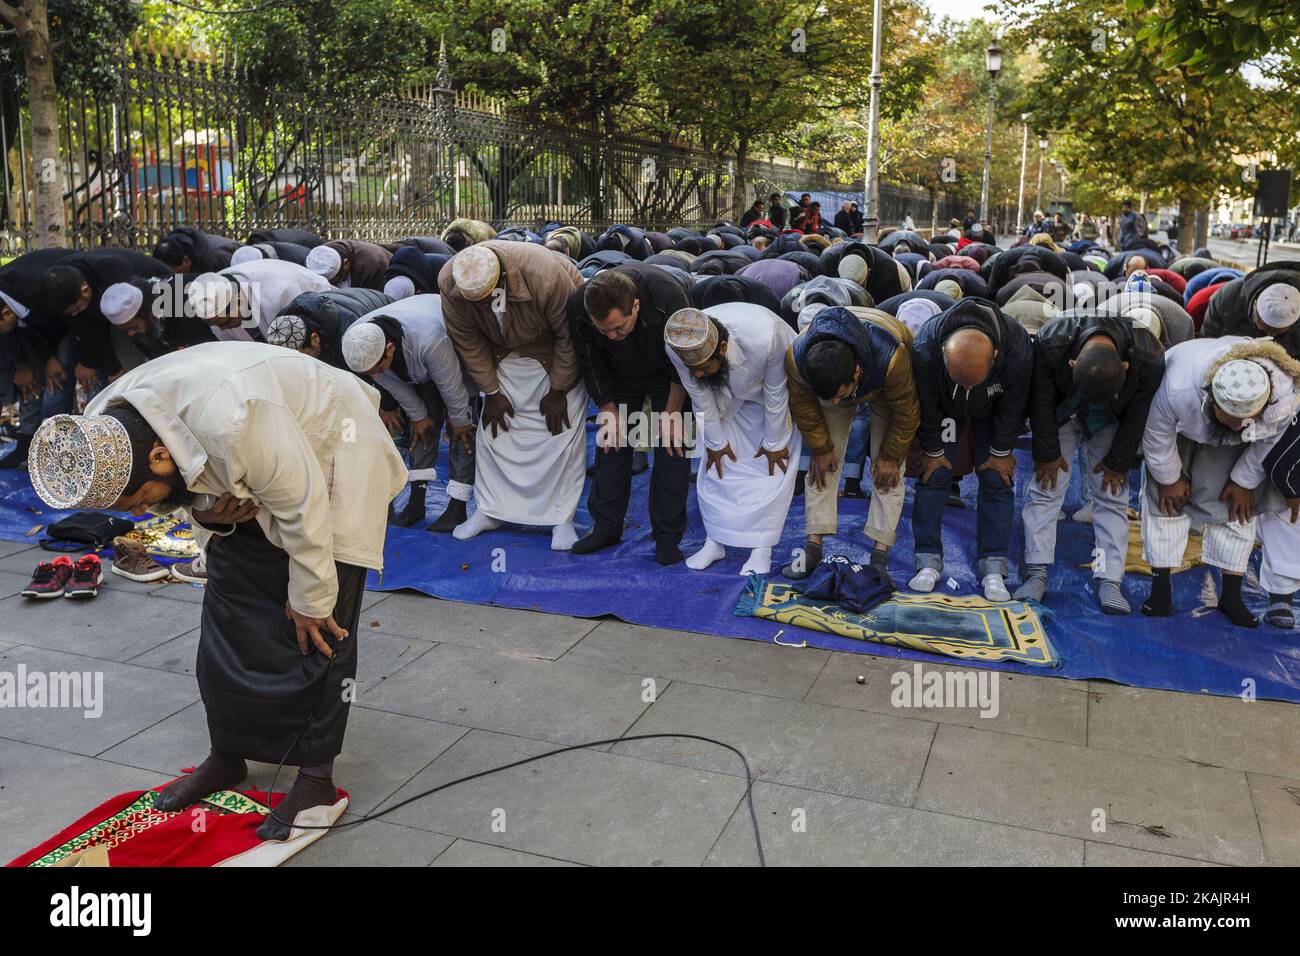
(389, 482, 427, 527)
(573, 531, 620, 555)
(781, 539, 823, 579)
(426, 497, 467, 533)
(654, 539, 684, 566)
(1217, 573, 1257, 628)
(256, 767, 339, 842)
(1141, 568, 1172, 617)
(154, 751, 248, 812)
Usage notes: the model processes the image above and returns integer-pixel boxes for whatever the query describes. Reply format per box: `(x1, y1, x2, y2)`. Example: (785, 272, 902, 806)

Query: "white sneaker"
(908, 567, 941, 593)
(982, 573, 1011, 602)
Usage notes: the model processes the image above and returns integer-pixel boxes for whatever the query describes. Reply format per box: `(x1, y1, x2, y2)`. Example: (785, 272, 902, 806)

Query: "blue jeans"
(842, 404, 872, 480)
(0, 333, 78, 435)
(911, 418, 1013, 576)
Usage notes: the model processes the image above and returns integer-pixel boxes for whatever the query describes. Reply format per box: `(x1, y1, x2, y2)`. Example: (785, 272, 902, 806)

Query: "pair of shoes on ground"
(908, 566, 1011, 603)
(22, 554, 104, 599)
(109, 536, 206, 585)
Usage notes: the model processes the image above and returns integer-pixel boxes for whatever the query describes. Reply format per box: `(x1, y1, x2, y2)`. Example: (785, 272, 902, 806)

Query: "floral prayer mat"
(125, 513, 199, 560)
(735, 576, 1059, 667)
(7, 785, 347, 868)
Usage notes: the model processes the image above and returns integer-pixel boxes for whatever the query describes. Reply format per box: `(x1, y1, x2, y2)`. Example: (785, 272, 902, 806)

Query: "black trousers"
(197, 519, 367, 767)
(585, 387, 690, 543)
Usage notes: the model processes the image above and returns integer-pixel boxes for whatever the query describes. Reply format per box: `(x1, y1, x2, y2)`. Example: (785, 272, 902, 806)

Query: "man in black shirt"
(568, 262, 692, 565)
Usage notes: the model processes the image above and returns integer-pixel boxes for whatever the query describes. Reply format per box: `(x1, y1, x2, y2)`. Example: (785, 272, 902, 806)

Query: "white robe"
(213, 259, 331, 340)
(669, 302, 801, 548)
(473, 353, 588, 526)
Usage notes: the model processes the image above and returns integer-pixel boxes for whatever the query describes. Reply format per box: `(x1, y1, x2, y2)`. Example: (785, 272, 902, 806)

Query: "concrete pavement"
(1, 535, 1297, 867)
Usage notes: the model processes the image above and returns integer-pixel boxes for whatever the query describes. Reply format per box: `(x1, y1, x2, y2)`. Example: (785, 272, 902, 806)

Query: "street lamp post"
(978, 40, 1003, 228)
(1015, 113, 1029, 235)
(862, 0, 884, 241)
(1035, 136, 1047, 214)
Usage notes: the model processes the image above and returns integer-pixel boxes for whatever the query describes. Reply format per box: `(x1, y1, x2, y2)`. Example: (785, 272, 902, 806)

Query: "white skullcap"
(1255, 283, 1300, 331)
(1072, 282, 1095, 308)
(896, 297, 943, 334)
(101, 282, 143, 326)
(266, 314, 309, 350)
(305, 244, 343, 280)
(383, 275, 416, 300)
(187, 272, 235, 320)
(229, 245, 263, 266)
(341, 321, 387, 372)
(450, 245, 502, 302)
(797, 302, 827, 331)
(1211, 359, 1271, 419)
(837, 254, 868, 285)
(934, 278, 963, 300)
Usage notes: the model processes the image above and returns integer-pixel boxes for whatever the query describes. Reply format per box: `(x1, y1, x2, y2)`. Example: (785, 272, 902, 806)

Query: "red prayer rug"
(7, 785, 348, 868)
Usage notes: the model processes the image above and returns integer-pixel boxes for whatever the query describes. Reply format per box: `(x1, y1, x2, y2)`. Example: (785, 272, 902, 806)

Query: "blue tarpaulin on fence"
(2, 428, 1297, 703)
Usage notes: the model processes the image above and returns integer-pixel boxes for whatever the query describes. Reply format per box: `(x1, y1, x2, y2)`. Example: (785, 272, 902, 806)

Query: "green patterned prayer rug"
(735, 576, 1059, 667)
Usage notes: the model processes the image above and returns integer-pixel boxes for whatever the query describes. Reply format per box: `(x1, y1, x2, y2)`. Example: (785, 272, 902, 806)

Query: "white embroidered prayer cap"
(30, 414, 134, 510)
(1211, 358, 1271, 419)
(266, 314, 309, 350)
(664, 307, 719, 367)
(101, 282, 143, 326)
(1255, 283, 1300, 331)
(341, 321, 387, 372)
(383, 275, 416, 300)
(450, 245, 502, 302)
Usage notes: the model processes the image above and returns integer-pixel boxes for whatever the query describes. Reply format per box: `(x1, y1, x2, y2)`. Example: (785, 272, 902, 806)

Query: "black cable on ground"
(260, 645, 766, 865)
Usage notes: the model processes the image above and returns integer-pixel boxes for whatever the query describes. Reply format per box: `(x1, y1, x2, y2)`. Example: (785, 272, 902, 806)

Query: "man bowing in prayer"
(665, 305, 801, 574)
(27, 341, 407, 840)
(439, 241, 588, 549)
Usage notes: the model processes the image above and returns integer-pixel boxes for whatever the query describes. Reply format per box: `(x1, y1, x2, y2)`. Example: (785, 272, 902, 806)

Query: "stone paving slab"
(374, 728, 746, 866)
(804, 652, 1088, 745)
(1086, 683, 1300, 778)
(559, 619, 829, 700)
(0, 644, 198, 756)
(285, 817, 454, 867)
(1083, 842, 1222, 866)
(361, 641, 663, 745)
(914, 724, 1266, 866)
(1246, 772, 1300, 866)
(0, 737, 173, 864)
(704, 781, 1083, 866)
(430, 839, 582, 867)
(362, 593, 598, 659)
(0, 586, 202, 661)
(615, 680, 936, 806)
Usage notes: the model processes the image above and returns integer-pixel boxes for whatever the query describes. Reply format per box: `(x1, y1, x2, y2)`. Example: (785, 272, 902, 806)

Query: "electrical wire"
(167, 0, 298, 15)
(260, 642, 767, 865)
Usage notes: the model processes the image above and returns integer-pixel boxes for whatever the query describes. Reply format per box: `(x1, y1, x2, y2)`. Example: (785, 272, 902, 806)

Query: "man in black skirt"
(28, 341, 407, 840)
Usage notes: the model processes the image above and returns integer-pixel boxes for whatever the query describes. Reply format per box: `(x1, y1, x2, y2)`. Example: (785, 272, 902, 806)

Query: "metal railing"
(1, 40, 971, 254)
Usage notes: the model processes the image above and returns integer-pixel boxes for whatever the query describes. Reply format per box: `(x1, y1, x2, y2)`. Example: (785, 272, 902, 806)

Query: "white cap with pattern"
(341, 321, 387, 372)
(30, 414, 134, 510)
(1211, 358, 1271, 419)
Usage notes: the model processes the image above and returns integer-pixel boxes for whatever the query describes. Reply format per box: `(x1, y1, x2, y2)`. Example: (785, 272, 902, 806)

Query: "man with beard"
(780, 305, 920, 582)
(1140, 337, 1300, 626)
(186, 258, 330, 341)
(568, 264, 691, 564)
(28, 341, 406, 840)
(664, 304, 800, 574)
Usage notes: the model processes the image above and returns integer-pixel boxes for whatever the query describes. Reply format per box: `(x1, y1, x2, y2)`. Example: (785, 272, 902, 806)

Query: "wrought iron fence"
(0, 40, 972, 255)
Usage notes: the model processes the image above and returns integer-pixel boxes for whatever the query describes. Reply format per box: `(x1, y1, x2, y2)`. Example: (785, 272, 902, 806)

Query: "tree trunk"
(929, 186, 938, 237)
(1177, 193, 1197, 253)
(729, 136, 749, 222)
(1197, 203, 1211, 251)
(11, 0, 66, 248)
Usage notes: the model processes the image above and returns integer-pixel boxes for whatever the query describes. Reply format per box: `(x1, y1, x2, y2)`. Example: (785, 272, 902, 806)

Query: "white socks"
(686, 539, 726, 570)
(551, 521, 578, 551)
(452, 510, 501, 540)
(740, 548, 772, 576)
(909, 567, 941, 593)
(982, 573, 1011, 603)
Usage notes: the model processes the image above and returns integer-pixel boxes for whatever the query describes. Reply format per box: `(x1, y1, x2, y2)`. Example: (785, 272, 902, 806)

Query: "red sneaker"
(22, 555, 75, 599)
(65, 554, 103, 599)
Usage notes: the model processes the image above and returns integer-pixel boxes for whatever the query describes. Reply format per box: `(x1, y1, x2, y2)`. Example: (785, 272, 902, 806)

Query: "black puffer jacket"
(278, 288, 393, 370)
(1201, 260, 1300, 359)
(911, 298, 1034, 457)
(1030, 311, 1165, 472)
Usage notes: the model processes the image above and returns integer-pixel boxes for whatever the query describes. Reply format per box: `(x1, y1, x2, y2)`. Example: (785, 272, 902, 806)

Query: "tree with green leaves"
(0, 0, 138, 247)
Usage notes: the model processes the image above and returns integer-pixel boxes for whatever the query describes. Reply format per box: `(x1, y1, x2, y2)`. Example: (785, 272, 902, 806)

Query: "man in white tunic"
(1139, 337, 1300, 626)
(341, 294, 477, 532)
(664, 305, 801, 575)
(439, 242, 587, 550)
(186, 258, 329, 341)
(28, 342, 407, 840)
